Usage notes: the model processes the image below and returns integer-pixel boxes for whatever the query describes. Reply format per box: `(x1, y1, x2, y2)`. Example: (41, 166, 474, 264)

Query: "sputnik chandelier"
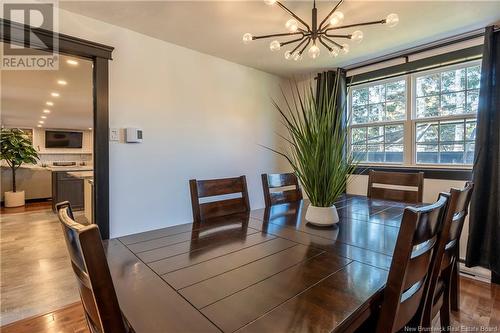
(242, 0, 399, 60)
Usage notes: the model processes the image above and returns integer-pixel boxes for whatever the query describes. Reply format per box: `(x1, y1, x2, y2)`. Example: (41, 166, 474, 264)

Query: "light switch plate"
(109, 128, 119, 141)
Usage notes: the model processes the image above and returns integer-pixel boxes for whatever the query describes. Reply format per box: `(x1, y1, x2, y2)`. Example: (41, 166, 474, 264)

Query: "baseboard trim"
(459, 262, 491, 284)
(1, 198, 52, 207)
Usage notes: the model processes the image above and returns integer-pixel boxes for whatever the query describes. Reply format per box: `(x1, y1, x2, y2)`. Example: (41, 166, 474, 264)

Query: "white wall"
(347, 175, 470, 260)
(57, 10, 287, 238)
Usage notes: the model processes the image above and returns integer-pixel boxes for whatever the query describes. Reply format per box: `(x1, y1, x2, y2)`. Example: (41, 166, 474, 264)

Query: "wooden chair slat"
(269, 190, 302, 206)
(403, 248, 435, 292)
(190, 176, 250, 222)
(195, 177, 245, 198)
(266, 173, 299, 188)
(368, 170, 424, 203)
(369, 187, 419, 203)
(261, 173, 302, 207)
(369, 171, 424, 187)
(199, 198, 248, 220)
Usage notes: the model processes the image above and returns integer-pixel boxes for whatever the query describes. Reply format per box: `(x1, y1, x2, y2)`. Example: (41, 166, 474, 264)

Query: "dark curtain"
(316, 68, 347, 117)
(316, 69, 349, 193)
(465, 26, 500, 280)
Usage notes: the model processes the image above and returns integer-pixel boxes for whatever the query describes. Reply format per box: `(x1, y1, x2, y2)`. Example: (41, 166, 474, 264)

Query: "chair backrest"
(56, 201, 127, 333)
(376, 195, 448, 333)
(422, 181, 474, 324)
(261, 173, 302, 206)
(368, 170, 424, 203)
(189, 176, 250, 222)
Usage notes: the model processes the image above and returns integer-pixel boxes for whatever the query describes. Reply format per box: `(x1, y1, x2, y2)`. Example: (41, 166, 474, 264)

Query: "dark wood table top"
(105, 194, 420, 333)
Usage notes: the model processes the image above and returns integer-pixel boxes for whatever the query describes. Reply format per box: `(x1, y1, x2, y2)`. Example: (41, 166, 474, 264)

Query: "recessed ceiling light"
(66, 59, 79, 66)
(41, 116, 47, 119)
(37, 125, 42, 128)
(88, 127, 92, 130)
(43, 109, 51, 114)
(39, 120, 44, 124)
(51, 92, 60, 97)
(57, 80, 67, 85)
(46, 101, 53, 106)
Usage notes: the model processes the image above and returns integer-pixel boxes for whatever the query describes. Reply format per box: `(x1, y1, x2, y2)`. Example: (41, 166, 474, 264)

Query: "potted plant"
(267, 77, 356, 226)
(1, 128, 39, 207)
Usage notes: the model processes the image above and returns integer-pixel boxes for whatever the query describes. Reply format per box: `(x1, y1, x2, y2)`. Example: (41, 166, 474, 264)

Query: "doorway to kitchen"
(2, 53, 94, 220)
(0, 19, 113, 325)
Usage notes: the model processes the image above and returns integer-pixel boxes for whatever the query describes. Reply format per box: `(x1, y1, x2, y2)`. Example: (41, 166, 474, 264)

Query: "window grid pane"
(415, 64, 481, 119)
(415, 119, 476, 165)
(351, 79, 406, 125)
(351, 124, 404, 163)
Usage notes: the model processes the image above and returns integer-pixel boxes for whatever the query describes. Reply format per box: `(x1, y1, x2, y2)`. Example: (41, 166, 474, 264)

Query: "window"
(349, 60, 480, 167)
(350, 79, 406, 163)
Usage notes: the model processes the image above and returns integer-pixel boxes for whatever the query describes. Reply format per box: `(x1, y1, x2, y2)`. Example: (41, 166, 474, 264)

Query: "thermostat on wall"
(126, 128, 143, 143)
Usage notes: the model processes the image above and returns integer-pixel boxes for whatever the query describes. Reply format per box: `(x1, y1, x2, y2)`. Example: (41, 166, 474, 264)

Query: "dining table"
(104, 194, 425, 333)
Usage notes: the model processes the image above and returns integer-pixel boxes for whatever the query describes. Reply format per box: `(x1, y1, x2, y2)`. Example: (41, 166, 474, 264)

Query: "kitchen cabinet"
(1, 166, 51, 201)
(51, 171, 84, 212)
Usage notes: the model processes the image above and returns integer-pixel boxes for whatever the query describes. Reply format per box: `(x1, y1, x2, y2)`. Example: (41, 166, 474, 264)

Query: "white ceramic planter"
(305, 204, 339, 227)
(4, 190, 25, 208)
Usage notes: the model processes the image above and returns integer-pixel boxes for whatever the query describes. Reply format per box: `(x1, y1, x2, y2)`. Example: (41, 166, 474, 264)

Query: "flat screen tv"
(45, 130, 83, 148)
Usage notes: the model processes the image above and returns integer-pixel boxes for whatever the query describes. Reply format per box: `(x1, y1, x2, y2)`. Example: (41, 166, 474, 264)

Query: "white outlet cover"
(109, 128, 119, 141)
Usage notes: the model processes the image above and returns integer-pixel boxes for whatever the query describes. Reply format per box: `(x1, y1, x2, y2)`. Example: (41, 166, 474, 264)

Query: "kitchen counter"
(67, 171, 94, 224)
(66, 171, 93, 179)
(46, 166, 93, 172)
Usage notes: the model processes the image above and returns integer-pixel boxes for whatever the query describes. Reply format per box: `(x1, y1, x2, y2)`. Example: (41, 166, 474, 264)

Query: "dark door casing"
(1, 18, 114, 239)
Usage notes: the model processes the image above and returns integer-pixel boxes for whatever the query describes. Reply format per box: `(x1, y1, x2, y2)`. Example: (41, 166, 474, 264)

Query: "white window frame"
(348, 76, 409, 166)
(348, 59, 480, 169)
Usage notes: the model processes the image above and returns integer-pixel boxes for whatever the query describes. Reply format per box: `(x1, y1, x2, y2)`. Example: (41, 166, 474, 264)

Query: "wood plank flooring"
(2, 277, 498, 333)
(0, 302, 88, 333)
(0, 201, 52, 215)
(0, 208, 80, 325)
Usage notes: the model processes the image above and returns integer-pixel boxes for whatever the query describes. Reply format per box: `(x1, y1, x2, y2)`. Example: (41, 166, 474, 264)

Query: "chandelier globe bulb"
(385, 13, 399, 27)
(242, 33, 253, 44)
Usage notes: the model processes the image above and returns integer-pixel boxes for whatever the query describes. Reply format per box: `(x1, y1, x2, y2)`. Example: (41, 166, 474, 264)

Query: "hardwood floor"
(0, 208, 80, 325)
(447, 277, 500, 329)
(1, 201, 52, 215)
(1, 277, 498, 332)
(0, 302, 88, 333)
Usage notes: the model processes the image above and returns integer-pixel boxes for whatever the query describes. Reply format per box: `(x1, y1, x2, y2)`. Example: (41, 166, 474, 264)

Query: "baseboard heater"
(458, 261, 491, 283)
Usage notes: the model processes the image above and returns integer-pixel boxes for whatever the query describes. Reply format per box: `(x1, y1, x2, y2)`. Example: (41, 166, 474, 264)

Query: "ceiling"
(59, 1, 500, 77)
(1, 51, 93, 130)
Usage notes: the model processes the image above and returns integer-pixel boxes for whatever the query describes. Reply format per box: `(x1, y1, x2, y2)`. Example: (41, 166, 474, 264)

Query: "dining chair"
(376, 195, 448, 333)
(368, 170, 424, 203)
(189, 176, 250, 222)
(56, 201, 132, 333)
(261, 172, 302, 206)
(422, 182, 474, 330)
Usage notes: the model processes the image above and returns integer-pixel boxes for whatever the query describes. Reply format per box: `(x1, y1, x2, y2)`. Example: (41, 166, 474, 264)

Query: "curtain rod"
(344, 25, 498, 71)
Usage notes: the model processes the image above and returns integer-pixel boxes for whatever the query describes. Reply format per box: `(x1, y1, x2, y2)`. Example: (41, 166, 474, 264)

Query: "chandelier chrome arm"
(318, 0, 344, 31)
(298, 37, 312, 55)
(281, 36, 306, 47)
(252, 31, 304, 40)
(290, 37, 310, 55)
(322, 33, 351, 39)
(276, 1, 311, 31)
(321, 35, 343, 49)
(318, 36, 334, 52)
(323, 19, 386, 33)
